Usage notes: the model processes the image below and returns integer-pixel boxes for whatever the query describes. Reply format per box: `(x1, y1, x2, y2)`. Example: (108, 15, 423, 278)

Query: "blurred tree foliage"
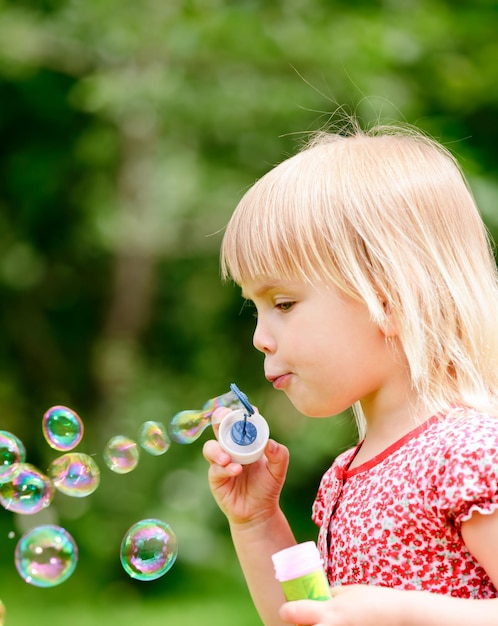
(0, 0, 498, 622)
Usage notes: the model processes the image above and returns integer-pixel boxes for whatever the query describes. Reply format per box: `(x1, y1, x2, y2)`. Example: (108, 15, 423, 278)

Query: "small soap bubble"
(169, 410, 210, 444)
(8, 531, 15, 539)
(138, 421, 170, 456)
(48, 452, 100, 497)
(42, 405, 84, 452)
(120, 518, 178, 581)
(0, 430, 26, 484)
(0, 463, 54, 514)
(15, 524, 78, 587)
(103, 436, 139, 474)
(0, 599, 5, 626)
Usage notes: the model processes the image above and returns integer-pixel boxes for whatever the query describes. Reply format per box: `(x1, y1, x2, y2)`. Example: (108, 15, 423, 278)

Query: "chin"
(307, 411, 337, 419)
(291, 401, 334, 419)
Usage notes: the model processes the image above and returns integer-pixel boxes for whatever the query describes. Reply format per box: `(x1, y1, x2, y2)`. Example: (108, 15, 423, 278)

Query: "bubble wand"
(228, 383, 256, 444)
(218, 383, 270, 465)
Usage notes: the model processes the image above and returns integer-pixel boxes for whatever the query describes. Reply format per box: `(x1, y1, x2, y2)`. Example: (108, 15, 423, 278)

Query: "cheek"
(283, 319, 337, 369)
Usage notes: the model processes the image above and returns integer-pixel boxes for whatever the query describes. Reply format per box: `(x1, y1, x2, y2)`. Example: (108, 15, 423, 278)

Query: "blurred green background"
(1, 0, 498, 623)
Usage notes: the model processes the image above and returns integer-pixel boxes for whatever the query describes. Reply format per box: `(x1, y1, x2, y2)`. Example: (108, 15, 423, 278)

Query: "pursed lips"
(265, 372, 291, 389)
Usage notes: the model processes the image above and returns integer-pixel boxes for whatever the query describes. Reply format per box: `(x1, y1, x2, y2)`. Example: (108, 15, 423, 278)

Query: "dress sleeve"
(427, 416, 498, 526)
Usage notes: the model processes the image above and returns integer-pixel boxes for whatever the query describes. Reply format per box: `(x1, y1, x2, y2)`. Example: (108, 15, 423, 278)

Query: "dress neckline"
(344, 412, 443, 478)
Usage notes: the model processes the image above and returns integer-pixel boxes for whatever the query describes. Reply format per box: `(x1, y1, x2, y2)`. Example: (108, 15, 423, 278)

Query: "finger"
(265, 439, 290, 477)
(211, 407, 233, 437)
(265, 438, 288, 460)
(203, 440, 245, 479)
(208, 458, 244, 480)
(202, 439, 232, 466)
(279, 599, 332, 625)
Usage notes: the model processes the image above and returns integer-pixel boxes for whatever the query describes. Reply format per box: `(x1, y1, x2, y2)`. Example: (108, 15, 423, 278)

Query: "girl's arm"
(203, 424, 295, 626)
(229, 504, 296, 625)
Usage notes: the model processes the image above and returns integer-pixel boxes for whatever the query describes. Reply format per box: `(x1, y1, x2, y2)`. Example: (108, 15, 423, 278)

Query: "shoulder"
(431, 406, 498, 452)
(420, 406, 498, 477)
(423, 406, 498, 523)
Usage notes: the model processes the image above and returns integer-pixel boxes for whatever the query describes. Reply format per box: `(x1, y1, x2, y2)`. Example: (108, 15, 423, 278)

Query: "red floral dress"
(312, 407, 498, 598)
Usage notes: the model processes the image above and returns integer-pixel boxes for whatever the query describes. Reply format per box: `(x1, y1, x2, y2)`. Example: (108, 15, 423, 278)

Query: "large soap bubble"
(48, 452, 100, 497)
(120, 518, 178, 581)
(15, 524, 78, 587)
(42, 405, 84, 451)
(0, 463, 54, 514)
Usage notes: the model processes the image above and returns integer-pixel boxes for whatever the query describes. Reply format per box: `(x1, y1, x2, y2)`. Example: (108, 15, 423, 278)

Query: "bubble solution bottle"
(272, 541, 331, 602)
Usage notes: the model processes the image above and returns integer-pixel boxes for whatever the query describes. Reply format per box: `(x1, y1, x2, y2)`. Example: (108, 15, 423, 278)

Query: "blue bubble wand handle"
(229, 383, 254, 416)
(229, 382, 256, 444)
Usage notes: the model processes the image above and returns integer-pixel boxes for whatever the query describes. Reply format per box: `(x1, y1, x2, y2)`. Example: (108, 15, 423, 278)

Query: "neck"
(353, 397, 435, 466)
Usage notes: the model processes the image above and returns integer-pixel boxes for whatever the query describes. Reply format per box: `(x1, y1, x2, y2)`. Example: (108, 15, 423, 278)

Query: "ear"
(379, 299, 398, 338)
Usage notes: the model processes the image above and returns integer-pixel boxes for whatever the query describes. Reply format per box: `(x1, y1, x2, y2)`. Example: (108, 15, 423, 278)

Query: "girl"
(203, 122, 498, 625)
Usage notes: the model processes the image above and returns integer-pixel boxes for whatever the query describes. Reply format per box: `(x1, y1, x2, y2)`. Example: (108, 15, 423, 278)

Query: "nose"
(252, 317, 275, 355)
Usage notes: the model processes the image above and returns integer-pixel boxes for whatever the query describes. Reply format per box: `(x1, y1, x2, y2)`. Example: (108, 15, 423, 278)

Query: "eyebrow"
(241, 281, 287, 300)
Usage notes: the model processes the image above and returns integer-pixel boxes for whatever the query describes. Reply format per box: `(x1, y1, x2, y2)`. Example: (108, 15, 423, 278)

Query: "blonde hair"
(221, 123, 498, 435)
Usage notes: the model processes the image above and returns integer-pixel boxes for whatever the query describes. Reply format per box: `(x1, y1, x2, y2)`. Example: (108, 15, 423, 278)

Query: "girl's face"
(241, 277, 406, 420)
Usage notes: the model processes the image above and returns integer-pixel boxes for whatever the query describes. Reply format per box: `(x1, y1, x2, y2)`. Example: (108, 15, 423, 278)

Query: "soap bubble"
(48, 452, 100, 497)
(0, 599, 5, 626)
(169, 410, 209, 444)
(103, 436, 139, 474)
(15, 524, 78, 587)
(202, 390, 240, 414)
(120, 518, 178, 581)
(169, 390, 242, 444)
(42, 406, 84, 452)
(0, 463, 54, 514)
(138, 421, 170, 456)
(0, 430, 26, 484)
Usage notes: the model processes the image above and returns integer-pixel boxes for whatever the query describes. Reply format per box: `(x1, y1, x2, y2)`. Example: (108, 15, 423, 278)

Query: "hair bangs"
(221, 207, 305, 284)
(221, 152, 341, 286)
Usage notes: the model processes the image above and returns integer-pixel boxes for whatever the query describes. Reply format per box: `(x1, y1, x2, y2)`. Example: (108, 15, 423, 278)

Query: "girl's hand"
(203, 407, 289, 526)
(279, 585, 406, 626)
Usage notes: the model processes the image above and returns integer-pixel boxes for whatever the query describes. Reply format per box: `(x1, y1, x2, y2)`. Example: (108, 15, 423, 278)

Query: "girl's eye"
(276, 301, 294, 312)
